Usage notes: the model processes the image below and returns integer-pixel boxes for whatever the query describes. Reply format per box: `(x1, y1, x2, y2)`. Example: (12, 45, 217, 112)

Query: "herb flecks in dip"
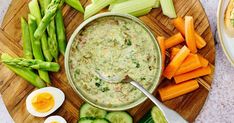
(69, 16, 158, 107)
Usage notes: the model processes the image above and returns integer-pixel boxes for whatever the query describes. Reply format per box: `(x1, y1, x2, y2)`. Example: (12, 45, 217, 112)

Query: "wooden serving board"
(0, 0, 215, 122)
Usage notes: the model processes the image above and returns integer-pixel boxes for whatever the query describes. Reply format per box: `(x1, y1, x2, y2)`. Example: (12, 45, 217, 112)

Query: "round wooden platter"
(0, 0, 215, 122)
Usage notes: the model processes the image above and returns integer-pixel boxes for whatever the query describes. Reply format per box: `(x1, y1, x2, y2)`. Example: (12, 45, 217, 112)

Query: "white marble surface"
(1, 0, 234, 123)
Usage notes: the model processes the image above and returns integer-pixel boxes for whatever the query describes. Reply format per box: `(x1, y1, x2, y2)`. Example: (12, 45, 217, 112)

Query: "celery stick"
(91, 0, 100, 3)
(160, 0, 177, 18)
(111, 0, 155, 15)
(109, 0, 129, 11)
(84, 0, 115, 20)
(65, 0, 84, 13)
(153, 0, 160, 8)
(129, 7, 152, 17)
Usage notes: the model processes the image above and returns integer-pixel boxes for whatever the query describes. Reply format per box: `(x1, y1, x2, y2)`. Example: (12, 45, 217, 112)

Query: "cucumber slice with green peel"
(151, 106, 167, 123)
(106, 112, 133, 123)
(80, 103, 107, 118)
(93, 118, 110, 123)
(78, 117, 95, 123)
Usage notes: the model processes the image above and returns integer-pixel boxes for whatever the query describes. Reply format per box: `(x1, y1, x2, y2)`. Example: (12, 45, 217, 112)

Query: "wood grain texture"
(0, 0, 215, 122)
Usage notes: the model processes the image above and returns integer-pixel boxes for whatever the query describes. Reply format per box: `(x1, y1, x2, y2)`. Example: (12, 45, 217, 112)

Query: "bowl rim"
(64, 12, 162, 111)
(217, 0, 234, 66)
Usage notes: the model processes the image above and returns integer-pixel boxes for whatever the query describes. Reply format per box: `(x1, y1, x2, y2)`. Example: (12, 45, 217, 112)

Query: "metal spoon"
(95, 71, 188, 123)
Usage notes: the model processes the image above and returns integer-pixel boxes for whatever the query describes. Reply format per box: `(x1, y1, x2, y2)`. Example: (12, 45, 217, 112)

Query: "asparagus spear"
(34, 0, 62, 39)
(29, 0, 53, 62)
(38, 0, 50, 17)
(2, 53, 60, 72)
(55, 8, 67, 55)
(1, 54, 46, 88)
(21, 17, 33, 59)
(65, 0, 84, 13)
(47, 20, 59, 61)
(41, 0, 59, 61)
(28, 14, 51, 83)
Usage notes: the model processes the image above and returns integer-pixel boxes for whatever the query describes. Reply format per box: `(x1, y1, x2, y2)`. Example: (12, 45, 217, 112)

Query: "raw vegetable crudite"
(1, 53, 60, 72)
(21, 17, 33, 59)
(110, 0, 159, 17)
(65, 0, 84, 13)
(1, 54, 46, 88)
(38, 0, 49, 17)
(158, 80, 199, 101)
(139, 106, 167, 123)
(198, 55, 209, 67)
(185, 16, 197, 53)
(175, 54, 202, 75)
(164, 33, 184, 49)
(163, 46, 190, 79)
(29, 0, 53, 62)
(108, 0, 128, 10)
(84, 0, 115, 19)
(172, 17, 207, 49)
(42, 0, 59, 61)
(47, 20, 59, 61)
(55, 8, 67, 55)
(80, 103, 107, 118)
(157, 36, 166, 70)
(160, 0, 177, 18)
(174, 66, 211, 84)
(78, 103, 133, 123)
(106, 112, 133, 123)
(28, 14, 51, 83)
(34, 0, 62, 39)
(170, 47, 180, 60)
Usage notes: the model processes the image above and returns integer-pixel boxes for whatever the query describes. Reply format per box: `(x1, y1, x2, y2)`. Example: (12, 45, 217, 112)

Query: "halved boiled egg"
(26, 87, 65, 117)
(44, 115, 67, 123)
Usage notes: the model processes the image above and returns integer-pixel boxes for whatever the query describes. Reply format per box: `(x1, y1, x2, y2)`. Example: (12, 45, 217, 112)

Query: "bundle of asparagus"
(1, 0, 84, 88)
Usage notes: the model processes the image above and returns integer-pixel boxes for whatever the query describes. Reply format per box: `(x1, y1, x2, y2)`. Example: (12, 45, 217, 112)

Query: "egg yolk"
(31, 92, 55, 113)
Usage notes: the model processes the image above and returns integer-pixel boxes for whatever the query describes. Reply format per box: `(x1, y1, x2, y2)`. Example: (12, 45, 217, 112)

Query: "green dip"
(69, 16, 159, 107)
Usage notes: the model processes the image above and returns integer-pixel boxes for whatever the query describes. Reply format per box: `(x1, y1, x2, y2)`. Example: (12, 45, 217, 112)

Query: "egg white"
(44, 115, 67, 123)
(26, 87, 65, 117)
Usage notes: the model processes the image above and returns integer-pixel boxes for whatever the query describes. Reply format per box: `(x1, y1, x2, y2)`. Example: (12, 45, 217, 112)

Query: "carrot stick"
(175, 54, 201, 75)
(172, 17, 185, 35)
(170, 47, 180, 61)
(158, 80, 199, 101)
(198, 55, 209, 67)
(163, 46, 190, 79)
(174, 66, 211, 84)
(195, 33, 207, 49)
(170, 47, 208, 67)
(157, 36, 166, 70)
(164, 33, 184, 49)
(185, 16, 197, 53)
(172, 16, 207, 49)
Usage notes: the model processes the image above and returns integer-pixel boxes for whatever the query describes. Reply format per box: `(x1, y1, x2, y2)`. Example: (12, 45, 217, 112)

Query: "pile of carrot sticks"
(157, 16, 211, 101)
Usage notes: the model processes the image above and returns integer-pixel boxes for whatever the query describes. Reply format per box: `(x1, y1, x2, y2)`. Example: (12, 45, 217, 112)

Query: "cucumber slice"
(78, 117, 95, 123)
(93, 118, 110, 123)
(151, 106, 167, 123)
(80, 103, 107, 118)
(106, 112, 133, 123)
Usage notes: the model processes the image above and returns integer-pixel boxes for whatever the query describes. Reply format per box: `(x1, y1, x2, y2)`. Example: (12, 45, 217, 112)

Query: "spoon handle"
(130, 81, 188, 123)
